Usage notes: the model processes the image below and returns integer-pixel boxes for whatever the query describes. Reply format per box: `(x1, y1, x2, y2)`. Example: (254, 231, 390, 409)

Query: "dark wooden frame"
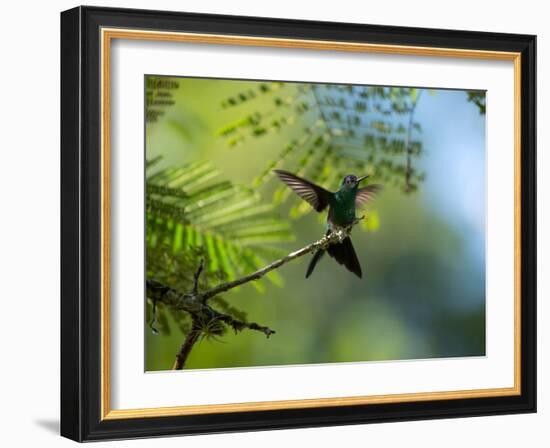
(61, 5, 536, 442)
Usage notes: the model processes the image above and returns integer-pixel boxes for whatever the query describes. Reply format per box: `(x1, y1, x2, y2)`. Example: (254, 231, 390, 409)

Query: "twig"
(212, 310, 276, 338)
(173, 323, 201, 370)
(148, 296, 159, 335)
(192, 258, 204, 295)
(201, 227, 350, 302)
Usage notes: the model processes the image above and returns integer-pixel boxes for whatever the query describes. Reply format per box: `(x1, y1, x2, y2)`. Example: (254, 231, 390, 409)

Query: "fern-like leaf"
(217, 82, 425, 206)
(146, 160, 294, 292)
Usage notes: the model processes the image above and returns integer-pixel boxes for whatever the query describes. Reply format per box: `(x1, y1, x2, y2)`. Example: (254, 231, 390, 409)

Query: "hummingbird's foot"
(351, 215, 365, 225)
(340, 216, 364, 234)
(333, 227, 349, 243)
(319, 235, 331, 250)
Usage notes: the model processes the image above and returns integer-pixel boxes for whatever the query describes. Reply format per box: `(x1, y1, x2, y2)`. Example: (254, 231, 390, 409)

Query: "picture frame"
(60, 5, 536, 441)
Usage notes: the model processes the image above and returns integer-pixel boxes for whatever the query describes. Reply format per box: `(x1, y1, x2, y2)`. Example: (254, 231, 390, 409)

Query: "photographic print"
(61, 8, 536, 440)
(145, 76, 487, 371)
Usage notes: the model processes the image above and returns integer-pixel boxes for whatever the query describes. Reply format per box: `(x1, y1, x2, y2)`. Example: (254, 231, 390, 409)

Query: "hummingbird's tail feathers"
(327, 237, 362, 278)
(305, 249, 325, 278)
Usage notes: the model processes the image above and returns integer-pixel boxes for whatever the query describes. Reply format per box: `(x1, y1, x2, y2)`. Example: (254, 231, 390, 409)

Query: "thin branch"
(210, 310, 276, 338)
(192, 258, 204, 295)
(173, 322, 201, 370)
(200, 227, 352, 302)
(148, 296, 159, 335)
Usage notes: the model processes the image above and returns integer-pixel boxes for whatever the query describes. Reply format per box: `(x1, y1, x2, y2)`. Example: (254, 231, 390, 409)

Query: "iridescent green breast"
(329, 188, 357, 227)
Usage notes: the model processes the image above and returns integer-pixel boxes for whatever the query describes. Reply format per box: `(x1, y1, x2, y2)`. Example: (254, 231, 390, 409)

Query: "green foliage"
(217, 82, 425, 219)
(145, 77, 179, 123)
(466, 91, 486, 115)
(146, 157, 294, 335)
(144, 77, 487, 371)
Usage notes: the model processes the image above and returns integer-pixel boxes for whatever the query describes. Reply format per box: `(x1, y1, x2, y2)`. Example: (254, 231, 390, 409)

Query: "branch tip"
(192, 258, 205, 295)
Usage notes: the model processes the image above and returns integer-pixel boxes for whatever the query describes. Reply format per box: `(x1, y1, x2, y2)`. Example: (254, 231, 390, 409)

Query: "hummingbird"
(274, 170, 381, 279)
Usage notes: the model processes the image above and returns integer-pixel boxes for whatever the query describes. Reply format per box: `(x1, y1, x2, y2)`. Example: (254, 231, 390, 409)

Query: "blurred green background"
(145, 76, 486, 371)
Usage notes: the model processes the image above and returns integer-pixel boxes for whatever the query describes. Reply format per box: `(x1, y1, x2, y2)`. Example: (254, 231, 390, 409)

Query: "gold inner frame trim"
(100, 27, 522, 420)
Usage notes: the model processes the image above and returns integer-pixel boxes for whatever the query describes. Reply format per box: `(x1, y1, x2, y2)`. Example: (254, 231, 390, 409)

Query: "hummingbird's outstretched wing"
(327, 237, 362, 278)
(355, 184, 382, 208)
(273, 170, 331, 212)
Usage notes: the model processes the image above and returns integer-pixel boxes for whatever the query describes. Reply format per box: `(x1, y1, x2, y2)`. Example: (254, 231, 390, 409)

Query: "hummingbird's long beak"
(356, 175, 369, 183)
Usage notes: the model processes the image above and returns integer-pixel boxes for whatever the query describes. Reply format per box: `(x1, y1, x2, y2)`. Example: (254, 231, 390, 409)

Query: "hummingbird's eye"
(343, 175, 355, 186)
